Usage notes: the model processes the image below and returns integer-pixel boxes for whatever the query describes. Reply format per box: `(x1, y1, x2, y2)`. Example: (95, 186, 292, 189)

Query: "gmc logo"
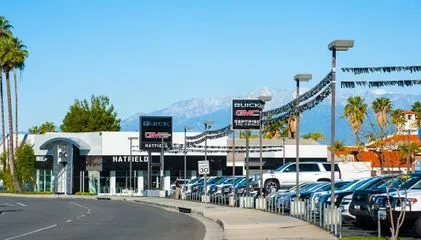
(144, 132, 171, 139)
(235, 110, 259, 117)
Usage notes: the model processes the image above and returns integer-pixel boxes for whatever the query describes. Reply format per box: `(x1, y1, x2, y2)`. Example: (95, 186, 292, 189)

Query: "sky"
(2, 0, 421, 131)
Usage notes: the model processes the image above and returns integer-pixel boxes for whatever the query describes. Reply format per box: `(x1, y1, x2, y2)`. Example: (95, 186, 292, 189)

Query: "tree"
(398, 142, 421, 172)
(29, 122, 56, 134)
(391, 109, 406, 132)
(10, 37, 28, 150)
(372, 97, 392, 173)
(287, 115, 298, 139)
(411, 101, 421, 128)
(0, 33, 21, 192)
(0, 16, 13, 160)
(302, 131, 326, 143)
(15, 143, 35, 190)
(61, 95, 121, 132)
(262, 119, 288, 139)
(343, 96, 367, 145)
(327, 140, 347, 152)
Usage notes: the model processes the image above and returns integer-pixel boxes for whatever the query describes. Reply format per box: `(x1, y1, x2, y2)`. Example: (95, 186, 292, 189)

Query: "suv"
(260, 162, 341, 193)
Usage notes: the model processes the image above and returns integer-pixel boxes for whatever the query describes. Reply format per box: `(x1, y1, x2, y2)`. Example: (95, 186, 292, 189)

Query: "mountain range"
(121, 87, 421, 145)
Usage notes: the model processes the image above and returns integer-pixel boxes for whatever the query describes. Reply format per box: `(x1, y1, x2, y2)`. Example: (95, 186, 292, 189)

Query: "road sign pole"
(246, 132, 250, 193)
(147, 150, 151, 190)
(204, 131, 207, 195)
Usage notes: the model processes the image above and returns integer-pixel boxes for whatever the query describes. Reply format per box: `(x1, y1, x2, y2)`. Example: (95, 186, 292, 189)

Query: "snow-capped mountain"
(121, 87, 421, 144)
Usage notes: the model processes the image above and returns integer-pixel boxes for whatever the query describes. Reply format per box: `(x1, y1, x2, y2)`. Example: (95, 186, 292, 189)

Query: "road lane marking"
(4, 203, 14, 207)
(81, 215, 85, 217)
(5, 224, 57, 240)
(15, 202, 27, 207)
(65, 220, 72, 223)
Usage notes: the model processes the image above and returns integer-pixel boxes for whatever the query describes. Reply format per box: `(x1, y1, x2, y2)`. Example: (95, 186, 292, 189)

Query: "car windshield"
(233, 177, 245, 184)
(275, 164, 289, 171)
(410, 180, 421, 190)
(355, 177, 387, 190)
(335, 181, 352, 190)
(375, 174, 421, 190)
(188, 178, 200, 184)
(214, 178, 227, 184)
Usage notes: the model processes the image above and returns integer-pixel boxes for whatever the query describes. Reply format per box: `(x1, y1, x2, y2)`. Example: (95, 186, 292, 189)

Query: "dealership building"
(1, 131, 328, 195)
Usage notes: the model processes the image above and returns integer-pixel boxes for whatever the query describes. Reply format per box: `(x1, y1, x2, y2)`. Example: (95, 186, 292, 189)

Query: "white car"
(340, 194, 355, 220)
(260, 162, 341, 193)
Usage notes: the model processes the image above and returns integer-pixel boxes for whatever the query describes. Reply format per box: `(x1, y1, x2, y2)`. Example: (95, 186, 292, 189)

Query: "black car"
(349, 173, 421, 226)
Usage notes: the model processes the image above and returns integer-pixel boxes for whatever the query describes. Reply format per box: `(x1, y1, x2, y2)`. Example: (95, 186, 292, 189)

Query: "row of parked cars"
(266, 173, 421, 236)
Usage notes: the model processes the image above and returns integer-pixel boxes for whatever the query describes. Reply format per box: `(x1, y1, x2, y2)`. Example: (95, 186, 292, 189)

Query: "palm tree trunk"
(13, 67, 18, 151)
(5, 70, 21, 192)
(0, 72, 6, 163)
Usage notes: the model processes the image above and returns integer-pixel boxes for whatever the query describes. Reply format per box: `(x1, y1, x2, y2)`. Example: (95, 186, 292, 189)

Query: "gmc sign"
(232, 99, 264, 130)
(139, 116, 173, 151)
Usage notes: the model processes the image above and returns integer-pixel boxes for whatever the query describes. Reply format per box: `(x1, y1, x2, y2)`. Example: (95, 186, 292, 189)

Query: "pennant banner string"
(341, 79, 421, 89)
(341, 66, 421, 75)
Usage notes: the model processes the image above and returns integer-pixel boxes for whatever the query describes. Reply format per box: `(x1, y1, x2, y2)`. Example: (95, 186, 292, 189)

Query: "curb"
(131, 200, 226, 231)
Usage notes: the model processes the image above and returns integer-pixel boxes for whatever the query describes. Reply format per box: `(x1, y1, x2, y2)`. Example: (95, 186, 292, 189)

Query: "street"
(0, 197, 205, 240)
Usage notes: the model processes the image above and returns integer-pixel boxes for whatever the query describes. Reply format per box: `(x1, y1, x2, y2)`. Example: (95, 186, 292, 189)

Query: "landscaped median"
(130, 197, 337, 240)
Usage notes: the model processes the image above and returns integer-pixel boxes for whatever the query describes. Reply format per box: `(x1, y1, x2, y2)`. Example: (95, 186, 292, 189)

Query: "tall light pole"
(184, 125, 193, 191)
(328, 40, 354, 207)
(282, 137, 286, 166)
(160, 133, 171, 191)
(294, 73, 312, 197)
(232, 131, 236, 176)
(128, 136, 139, 191)
(258, 95, 272, 196)
(204, 121, 215, 194)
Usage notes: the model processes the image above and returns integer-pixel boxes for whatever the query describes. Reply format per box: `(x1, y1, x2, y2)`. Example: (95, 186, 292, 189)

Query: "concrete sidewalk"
(131, 197, 336, 240)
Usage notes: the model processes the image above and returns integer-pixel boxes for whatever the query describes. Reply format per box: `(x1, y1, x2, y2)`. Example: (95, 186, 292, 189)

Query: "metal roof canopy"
(39, 137, 91, 151)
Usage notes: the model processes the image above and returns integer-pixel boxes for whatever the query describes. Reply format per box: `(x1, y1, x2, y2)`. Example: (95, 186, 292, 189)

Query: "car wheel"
(415, 215, 421, 236)
(264, 179, 280, 193)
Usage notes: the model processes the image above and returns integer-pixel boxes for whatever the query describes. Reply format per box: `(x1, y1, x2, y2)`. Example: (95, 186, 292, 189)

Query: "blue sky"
(3, 0, 421, 130)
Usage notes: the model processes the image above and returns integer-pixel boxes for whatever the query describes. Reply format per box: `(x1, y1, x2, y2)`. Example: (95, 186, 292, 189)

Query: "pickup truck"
(259, 162, 341, 193)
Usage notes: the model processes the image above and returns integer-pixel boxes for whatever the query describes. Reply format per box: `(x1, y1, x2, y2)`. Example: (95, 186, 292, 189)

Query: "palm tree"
(262, 119, 288, 139)
(0, 36, 21, 192)
(398, 142, 421, 172)
(391, 109, 406, 132)
(302, 131, 326, 143)
(343, 96, 367, 145)
(372, 97, 392, 173)
(411, 102, 421, 128)
(287, 115, 298, 139)
(10, 37, 28, 149)
(372, 97, 392, 136)
(0, 16, 13, 161)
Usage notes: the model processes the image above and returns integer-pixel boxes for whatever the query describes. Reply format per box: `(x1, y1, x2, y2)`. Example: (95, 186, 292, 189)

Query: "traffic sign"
(198, 160, 210, 175)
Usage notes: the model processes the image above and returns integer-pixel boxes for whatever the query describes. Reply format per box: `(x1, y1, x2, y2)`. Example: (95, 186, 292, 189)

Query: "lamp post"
(328, 40, 354, 207)
(258, 95, 272, 196)
(282, 137, 286, 166)
(128, 137, 139, 191)
(232, 131, 236, 176)
(160, 132, 171, 191)
(204, 121, 215, 194)
(184, 125, 193, 191)
(294, 73, 312, 197)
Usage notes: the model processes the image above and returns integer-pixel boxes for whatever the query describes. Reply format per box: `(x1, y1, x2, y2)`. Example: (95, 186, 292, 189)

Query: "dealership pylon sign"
(231, 99, 264, 130)
(139, 116, 173, 151)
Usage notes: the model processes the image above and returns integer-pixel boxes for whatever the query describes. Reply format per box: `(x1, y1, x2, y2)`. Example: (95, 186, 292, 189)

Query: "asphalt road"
(0, 197, 205, 240)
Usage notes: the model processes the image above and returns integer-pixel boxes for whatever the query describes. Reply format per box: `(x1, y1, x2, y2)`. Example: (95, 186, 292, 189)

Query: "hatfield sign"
(232, 99, 264, 130)
(139, 116, 173, 151)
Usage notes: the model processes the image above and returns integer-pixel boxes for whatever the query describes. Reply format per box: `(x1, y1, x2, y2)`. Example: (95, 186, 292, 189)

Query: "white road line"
(4, 203, 14, 207)
(65, 220, 72, 223)
(69, 202, 85, 208)
(5, 224, 57, 240)
(81, 215, 85, 217)
(15, 202, 27, 207)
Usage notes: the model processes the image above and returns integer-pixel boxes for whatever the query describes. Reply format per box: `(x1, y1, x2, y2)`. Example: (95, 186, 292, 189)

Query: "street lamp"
(328, 40, 354, 207)
(294, 73, 312, 197)
(258, 95, 272, 196)
(184, 125, 193, 191)
(204, 121, 215, 194)
(160, 132, 171, 191)
(128, 136, 139, 191)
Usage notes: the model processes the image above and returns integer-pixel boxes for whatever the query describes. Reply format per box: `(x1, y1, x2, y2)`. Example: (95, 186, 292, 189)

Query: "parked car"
(259, 162, 341, 193)
(349, 173, 421, 227)
(184, 177, 201, 193)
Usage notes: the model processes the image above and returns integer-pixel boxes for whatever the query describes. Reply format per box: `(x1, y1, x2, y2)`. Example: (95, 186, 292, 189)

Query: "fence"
(174, 192, 343, 238)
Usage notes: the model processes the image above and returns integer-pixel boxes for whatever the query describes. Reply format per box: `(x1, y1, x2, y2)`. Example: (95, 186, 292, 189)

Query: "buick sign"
(231, 99, 264, 130)
(139, 116, 173, 151)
